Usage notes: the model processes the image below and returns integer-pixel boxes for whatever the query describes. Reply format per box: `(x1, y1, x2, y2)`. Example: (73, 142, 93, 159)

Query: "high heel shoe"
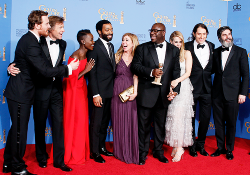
(172, 148, 184, 162)
(171, 148, 177, 157)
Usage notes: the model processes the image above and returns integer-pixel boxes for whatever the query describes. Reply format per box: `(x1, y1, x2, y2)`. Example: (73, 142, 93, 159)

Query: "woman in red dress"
(63, 29, 95, 164)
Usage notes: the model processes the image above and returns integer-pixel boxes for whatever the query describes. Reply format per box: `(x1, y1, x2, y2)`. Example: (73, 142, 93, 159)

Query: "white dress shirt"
(46, 36, 60, 67)
(150, 41, 167, 77)
(221, 46, 232, 71)
(194, 40, 210, 69)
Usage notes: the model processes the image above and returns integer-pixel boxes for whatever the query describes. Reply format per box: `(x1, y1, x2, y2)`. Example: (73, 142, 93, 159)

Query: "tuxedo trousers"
(137, 95, 167, 159)
(191, 86, 211, 148)
(33, 85, 65, 166)
(212, 91, 239, 152)
(89, 98, 111, 153)
(4, 98, 31, 171)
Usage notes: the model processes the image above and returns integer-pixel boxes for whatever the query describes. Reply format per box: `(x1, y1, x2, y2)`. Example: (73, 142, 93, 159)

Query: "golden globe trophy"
(2, 89, 5, 104)
(3, 129, 6, 144)
(3, 47, 6, 61)
(152, 63, 163, 85)
(63, 8, 66, 21)
(3, 4, 6, 18)
(120, 11, 124, 24)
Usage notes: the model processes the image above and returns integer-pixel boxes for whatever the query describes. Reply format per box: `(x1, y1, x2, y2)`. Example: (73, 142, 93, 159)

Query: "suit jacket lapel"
(204, 41, 213, 69)
(40, 37, 52, 65)
(148, 42, 159, 67)
(217, 47, 223, 72)
(55, 40, 64, 67)
(224, 45, 235, 70)
(163, 42, 171, 73)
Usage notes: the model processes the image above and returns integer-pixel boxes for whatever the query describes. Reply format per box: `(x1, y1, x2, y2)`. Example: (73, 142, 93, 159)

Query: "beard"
(220, 37, 234, 48)
(102, 33, 113, 42)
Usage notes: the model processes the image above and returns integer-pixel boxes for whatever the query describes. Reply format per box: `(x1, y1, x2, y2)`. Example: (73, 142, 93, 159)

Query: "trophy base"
(152, 81, 162, 85)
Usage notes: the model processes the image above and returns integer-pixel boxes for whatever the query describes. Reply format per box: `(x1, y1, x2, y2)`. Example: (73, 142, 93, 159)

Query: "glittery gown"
(164, 60, 194, 147)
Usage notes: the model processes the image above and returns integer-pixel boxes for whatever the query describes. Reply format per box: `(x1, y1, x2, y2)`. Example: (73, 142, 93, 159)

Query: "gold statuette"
(219, 19, 221, 28)
(152, 63, 163, 85)
(120, 11, 124, 24)
(3, 47, 5, 61)
(63, 53, 66, 61)
(63, 8, 66, 21)
(3, 4, 6, 18)
(3, 129, 6, 144)
(173, 15, 176, 27)
(2, 89, 5, 104)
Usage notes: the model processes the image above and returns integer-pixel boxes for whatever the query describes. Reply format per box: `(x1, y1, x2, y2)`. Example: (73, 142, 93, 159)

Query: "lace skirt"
(164, 78, 194, 147)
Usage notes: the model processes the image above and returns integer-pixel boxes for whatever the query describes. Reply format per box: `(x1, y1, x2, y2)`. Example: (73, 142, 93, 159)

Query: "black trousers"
(89, 97, 111, 154)
(213, 91, 239, 152)
(137, 96, 167, 159)
(4, 98, 31, 171)
(191, 88, 211, 148)
(33, 86, 64, 166)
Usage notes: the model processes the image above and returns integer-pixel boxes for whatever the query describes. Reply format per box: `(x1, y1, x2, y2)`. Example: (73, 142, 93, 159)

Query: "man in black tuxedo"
(87, 20, 115, 163)
(32, 16, 72, 171)
(3, 11, 78, 175)
(211, 26, 249, 160)
(131, 23, 180, 165)
(185, 23, 214, 157)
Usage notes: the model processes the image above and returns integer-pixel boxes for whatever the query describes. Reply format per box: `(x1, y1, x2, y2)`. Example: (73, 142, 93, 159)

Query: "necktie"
(197, 44, 205, 49)
(107, 43, 114, 63)
(50, 40, 59, 45)
(221, 47, 229, 52)
(155, 44, 163, 48)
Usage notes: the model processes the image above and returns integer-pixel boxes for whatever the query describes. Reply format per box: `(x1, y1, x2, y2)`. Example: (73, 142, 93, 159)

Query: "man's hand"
(238, 95, 246, 104)
(152, 68, 163, 78)
(7, 63, 20, 76)
(93, 96, 103, 107)
(69, 58, 80, 70)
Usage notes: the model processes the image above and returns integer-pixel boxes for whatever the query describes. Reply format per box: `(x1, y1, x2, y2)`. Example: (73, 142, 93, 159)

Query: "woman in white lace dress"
(164, 31, 194, 162)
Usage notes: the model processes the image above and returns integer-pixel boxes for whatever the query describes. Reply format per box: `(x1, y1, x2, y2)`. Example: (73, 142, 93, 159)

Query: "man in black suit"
(131, 23, 180, 165)
(87, 20, 115, 163)
(185, 23, 214, 157)
(211, 26, 249, 160)
(32, 16, 72, 171)
(3, 10, 78, 175)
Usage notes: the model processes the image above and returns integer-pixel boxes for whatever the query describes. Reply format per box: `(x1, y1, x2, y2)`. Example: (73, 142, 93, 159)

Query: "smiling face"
(83, 33, 95, 50)
(150, 23, 165, 44)
(220, 29, 233, 47)
(49, 22, 65, 40)
(122, 35, 133, 53)
(99, 23, 113, 42)
(193, 27, 207, 44)
(38, 15, 51, 37)
(170, 36, 182, 49)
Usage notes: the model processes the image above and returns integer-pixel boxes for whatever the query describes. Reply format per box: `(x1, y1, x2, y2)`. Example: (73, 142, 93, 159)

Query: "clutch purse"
(119, 85, 134, 103)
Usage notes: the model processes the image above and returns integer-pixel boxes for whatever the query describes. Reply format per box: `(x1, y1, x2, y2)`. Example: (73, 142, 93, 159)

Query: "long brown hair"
(169, 31, 185, 62)
(115, 33, 139, 64)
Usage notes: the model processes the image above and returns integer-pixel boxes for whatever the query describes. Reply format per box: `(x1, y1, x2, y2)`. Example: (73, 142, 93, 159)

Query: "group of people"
(2, 9, 249, 175)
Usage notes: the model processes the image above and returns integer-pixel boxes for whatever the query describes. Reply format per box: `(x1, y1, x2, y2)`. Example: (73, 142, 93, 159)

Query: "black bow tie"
(50, 40, 59, 45)
(197, 44, 205, 49)
(221, 47, 229, 52)
(155, 44, 163, 48)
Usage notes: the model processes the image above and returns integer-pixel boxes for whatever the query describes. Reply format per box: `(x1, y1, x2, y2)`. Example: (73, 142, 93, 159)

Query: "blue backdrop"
(0, 0, 248, 149)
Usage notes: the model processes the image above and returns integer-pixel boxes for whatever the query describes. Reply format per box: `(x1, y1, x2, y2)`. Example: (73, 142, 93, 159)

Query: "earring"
(83, 43, 85, 45)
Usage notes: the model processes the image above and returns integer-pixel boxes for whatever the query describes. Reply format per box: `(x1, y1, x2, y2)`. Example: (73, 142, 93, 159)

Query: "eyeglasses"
(148, 29, 164, 33)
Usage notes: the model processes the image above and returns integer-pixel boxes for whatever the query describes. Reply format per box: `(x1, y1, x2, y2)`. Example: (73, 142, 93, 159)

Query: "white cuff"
(93, 94, 100, 98)
(67, 65, 72, 75)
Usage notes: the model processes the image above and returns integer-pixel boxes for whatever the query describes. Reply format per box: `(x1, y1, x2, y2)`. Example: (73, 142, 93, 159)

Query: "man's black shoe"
(3, 164, 11, 173)
(139, 157, 145, 165)
(211, 148, 227, 157)
(11, 169, 36, 175)
(99, 148, 113, 156)
(153, 154, 169, 163)
(38, 161, 47, 168)
(90, 153, 105, 163)
(196, 146, 209, 156)
(226, 151, 234, 160)
(189, 148, 198, 157)
(54, 165, 72, 172)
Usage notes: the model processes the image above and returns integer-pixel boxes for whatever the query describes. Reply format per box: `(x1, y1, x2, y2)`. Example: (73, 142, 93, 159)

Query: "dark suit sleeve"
(172, 48, 181, 93)
(239, 48, 249, 96)
(26, 41, 68, 77)
(87, 49, 100, 96)
(131, 45, 152, 77)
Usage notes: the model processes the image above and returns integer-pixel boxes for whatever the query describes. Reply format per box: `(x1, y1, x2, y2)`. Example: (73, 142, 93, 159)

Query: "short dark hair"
(77, 29, 91, 45)
(217, 26, 232, 39)
(192, 23, 209, 40)
(96, 20, 111, 34)
(28, 10, 48, 30)
(48, 16, 64, 29)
